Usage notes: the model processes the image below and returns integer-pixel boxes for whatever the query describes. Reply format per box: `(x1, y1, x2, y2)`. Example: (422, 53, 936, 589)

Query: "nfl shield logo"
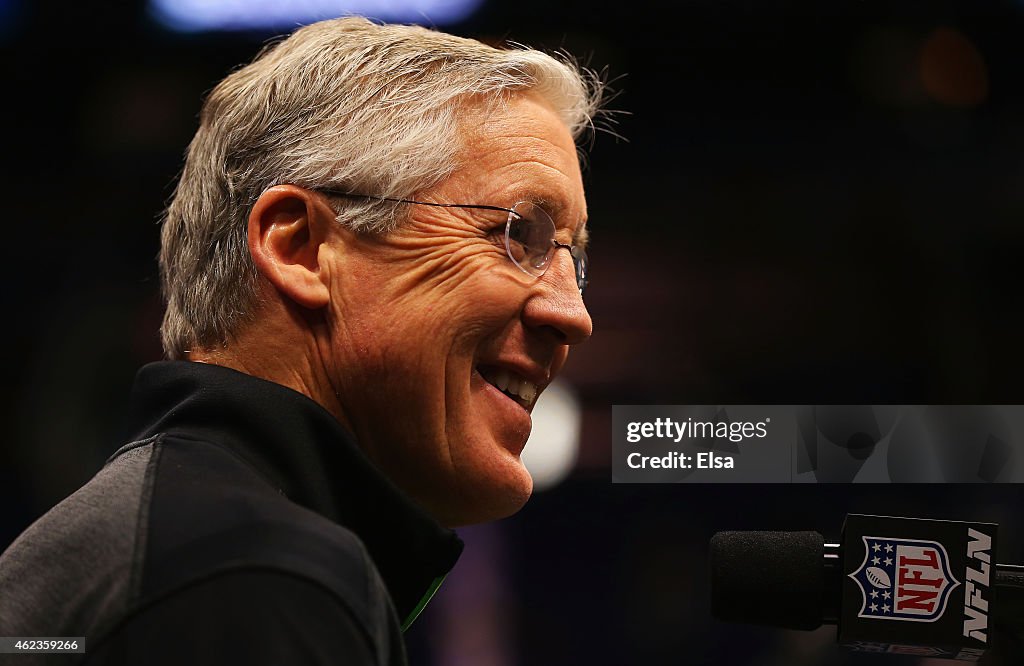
(849, 536, 960, 622)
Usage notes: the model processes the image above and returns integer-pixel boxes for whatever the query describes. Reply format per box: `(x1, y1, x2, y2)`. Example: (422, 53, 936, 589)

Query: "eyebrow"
(528, 195, 589, 248)
(573, 221, 589, 248)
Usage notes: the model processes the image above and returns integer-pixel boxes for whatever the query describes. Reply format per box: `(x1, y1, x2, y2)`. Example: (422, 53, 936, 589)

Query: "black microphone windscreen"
(710, 531, 825, 631)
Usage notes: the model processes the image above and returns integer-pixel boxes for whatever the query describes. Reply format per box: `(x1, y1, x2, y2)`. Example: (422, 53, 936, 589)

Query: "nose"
(521, 249, 592, 345)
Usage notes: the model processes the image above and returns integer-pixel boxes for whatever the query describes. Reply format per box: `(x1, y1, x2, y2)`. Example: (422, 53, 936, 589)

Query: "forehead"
(447, 93, 587, 230)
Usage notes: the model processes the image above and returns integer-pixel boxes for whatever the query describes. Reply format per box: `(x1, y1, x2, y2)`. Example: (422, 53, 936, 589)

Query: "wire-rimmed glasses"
(317, 190, 589, 295)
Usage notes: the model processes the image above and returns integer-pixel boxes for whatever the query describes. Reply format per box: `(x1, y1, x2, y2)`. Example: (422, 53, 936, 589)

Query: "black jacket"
(0, 361, 463, 665)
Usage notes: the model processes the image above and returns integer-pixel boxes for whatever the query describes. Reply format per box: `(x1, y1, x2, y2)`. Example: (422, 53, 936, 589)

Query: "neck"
(186, 317, 351, 433)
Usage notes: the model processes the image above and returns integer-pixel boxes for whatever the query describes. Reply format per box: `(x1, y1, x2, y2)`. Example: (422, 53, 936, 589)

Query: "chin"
(438, 463, 534, 528)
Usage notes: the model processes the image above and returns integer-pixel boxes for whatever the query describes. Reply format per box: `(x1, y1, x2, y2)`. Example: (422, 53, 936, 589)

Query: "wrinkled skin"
(320, 93, 592, 526)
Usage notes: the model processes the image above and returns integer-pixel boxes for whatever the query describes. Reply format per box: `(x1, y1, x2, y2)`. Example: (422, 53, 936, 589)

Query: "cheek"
(332, 241, 527, 383)
(401, 263, 525, 342)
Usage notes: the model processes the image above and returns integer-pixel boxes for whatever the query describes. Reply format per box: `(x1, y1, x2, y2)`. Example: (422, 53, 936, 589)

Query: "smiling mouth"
(477, 365, 539, 410)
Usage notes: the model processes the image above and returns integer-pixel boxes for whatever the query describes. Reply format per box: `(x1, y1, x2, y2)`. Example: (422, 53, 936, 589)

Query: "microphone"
(710, 514, 1024, 661)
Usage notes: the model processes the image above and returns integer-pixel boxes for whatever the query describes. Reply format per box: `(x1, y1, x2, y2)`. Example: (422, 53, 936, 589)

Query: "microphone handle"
(993, 564, 1024, 659)
(996, 563, 1024, 589)
(823, 542, 841, 624)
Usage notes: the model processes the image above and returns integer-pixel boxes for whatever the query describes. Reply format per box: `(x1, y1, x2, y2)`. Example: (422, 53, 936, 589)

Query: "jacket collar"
(124, 360, 463, 623)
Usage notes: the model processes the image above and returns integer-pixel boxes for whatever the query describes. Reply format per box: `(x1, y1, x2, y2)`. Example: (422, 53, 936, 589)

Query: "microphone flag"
(840, 514, 997, 661)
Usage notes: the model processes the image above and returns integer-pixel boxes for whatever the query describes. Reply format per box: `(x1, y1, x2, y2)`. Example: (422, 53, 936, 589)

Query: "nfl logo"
(849, 536, 960, 622)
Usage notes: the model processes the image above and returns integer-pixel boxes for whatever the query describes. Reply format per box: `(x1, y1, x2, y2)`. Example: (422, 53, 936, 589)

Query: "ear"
(247, 185, 333, 310)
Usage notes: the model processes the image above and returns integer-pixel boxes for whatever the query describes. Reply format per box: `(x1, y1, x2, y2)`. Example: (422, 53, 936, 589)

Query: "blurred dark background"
(2, 0, 1024, 663)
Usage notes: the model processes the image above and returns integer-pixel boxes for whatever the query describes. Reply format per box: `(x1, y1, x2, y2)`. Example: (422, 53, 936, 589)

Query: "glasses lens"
(571, 245, 588, 295)
(506, 202, 555, 276)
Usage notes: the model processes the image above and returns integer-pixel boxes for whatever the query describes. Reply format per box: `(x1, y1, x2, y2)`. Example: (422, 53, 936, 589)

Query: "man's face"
(321, 93, 591, 526)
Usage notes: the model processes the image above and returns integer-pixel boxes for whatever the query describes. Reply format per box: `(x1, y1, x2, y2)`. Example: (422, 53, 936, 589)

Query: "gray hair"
(159, 16, 605, 359)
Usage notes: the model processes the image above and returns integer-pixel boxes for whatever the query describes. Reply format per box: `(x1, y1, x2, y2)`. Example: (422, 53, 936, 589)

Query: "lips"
(477, 365, 539, 410)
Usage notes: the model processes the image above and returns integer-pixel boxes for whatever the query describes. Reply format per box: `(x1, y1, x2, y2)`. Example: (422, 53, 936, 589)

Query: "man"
(0, 16, 601, 665)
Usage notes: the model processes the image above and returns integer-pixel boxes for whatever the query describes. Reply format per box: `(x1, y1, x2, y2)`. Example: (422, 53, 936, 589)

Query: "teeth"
(494, 369, 511, 392)
(480, 367, 539, 407)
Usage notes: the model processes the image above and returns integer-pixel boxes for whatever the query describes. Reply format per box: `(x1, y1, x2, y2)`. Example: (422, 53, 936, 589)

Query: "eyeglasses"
(317, 190, 589, 295)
